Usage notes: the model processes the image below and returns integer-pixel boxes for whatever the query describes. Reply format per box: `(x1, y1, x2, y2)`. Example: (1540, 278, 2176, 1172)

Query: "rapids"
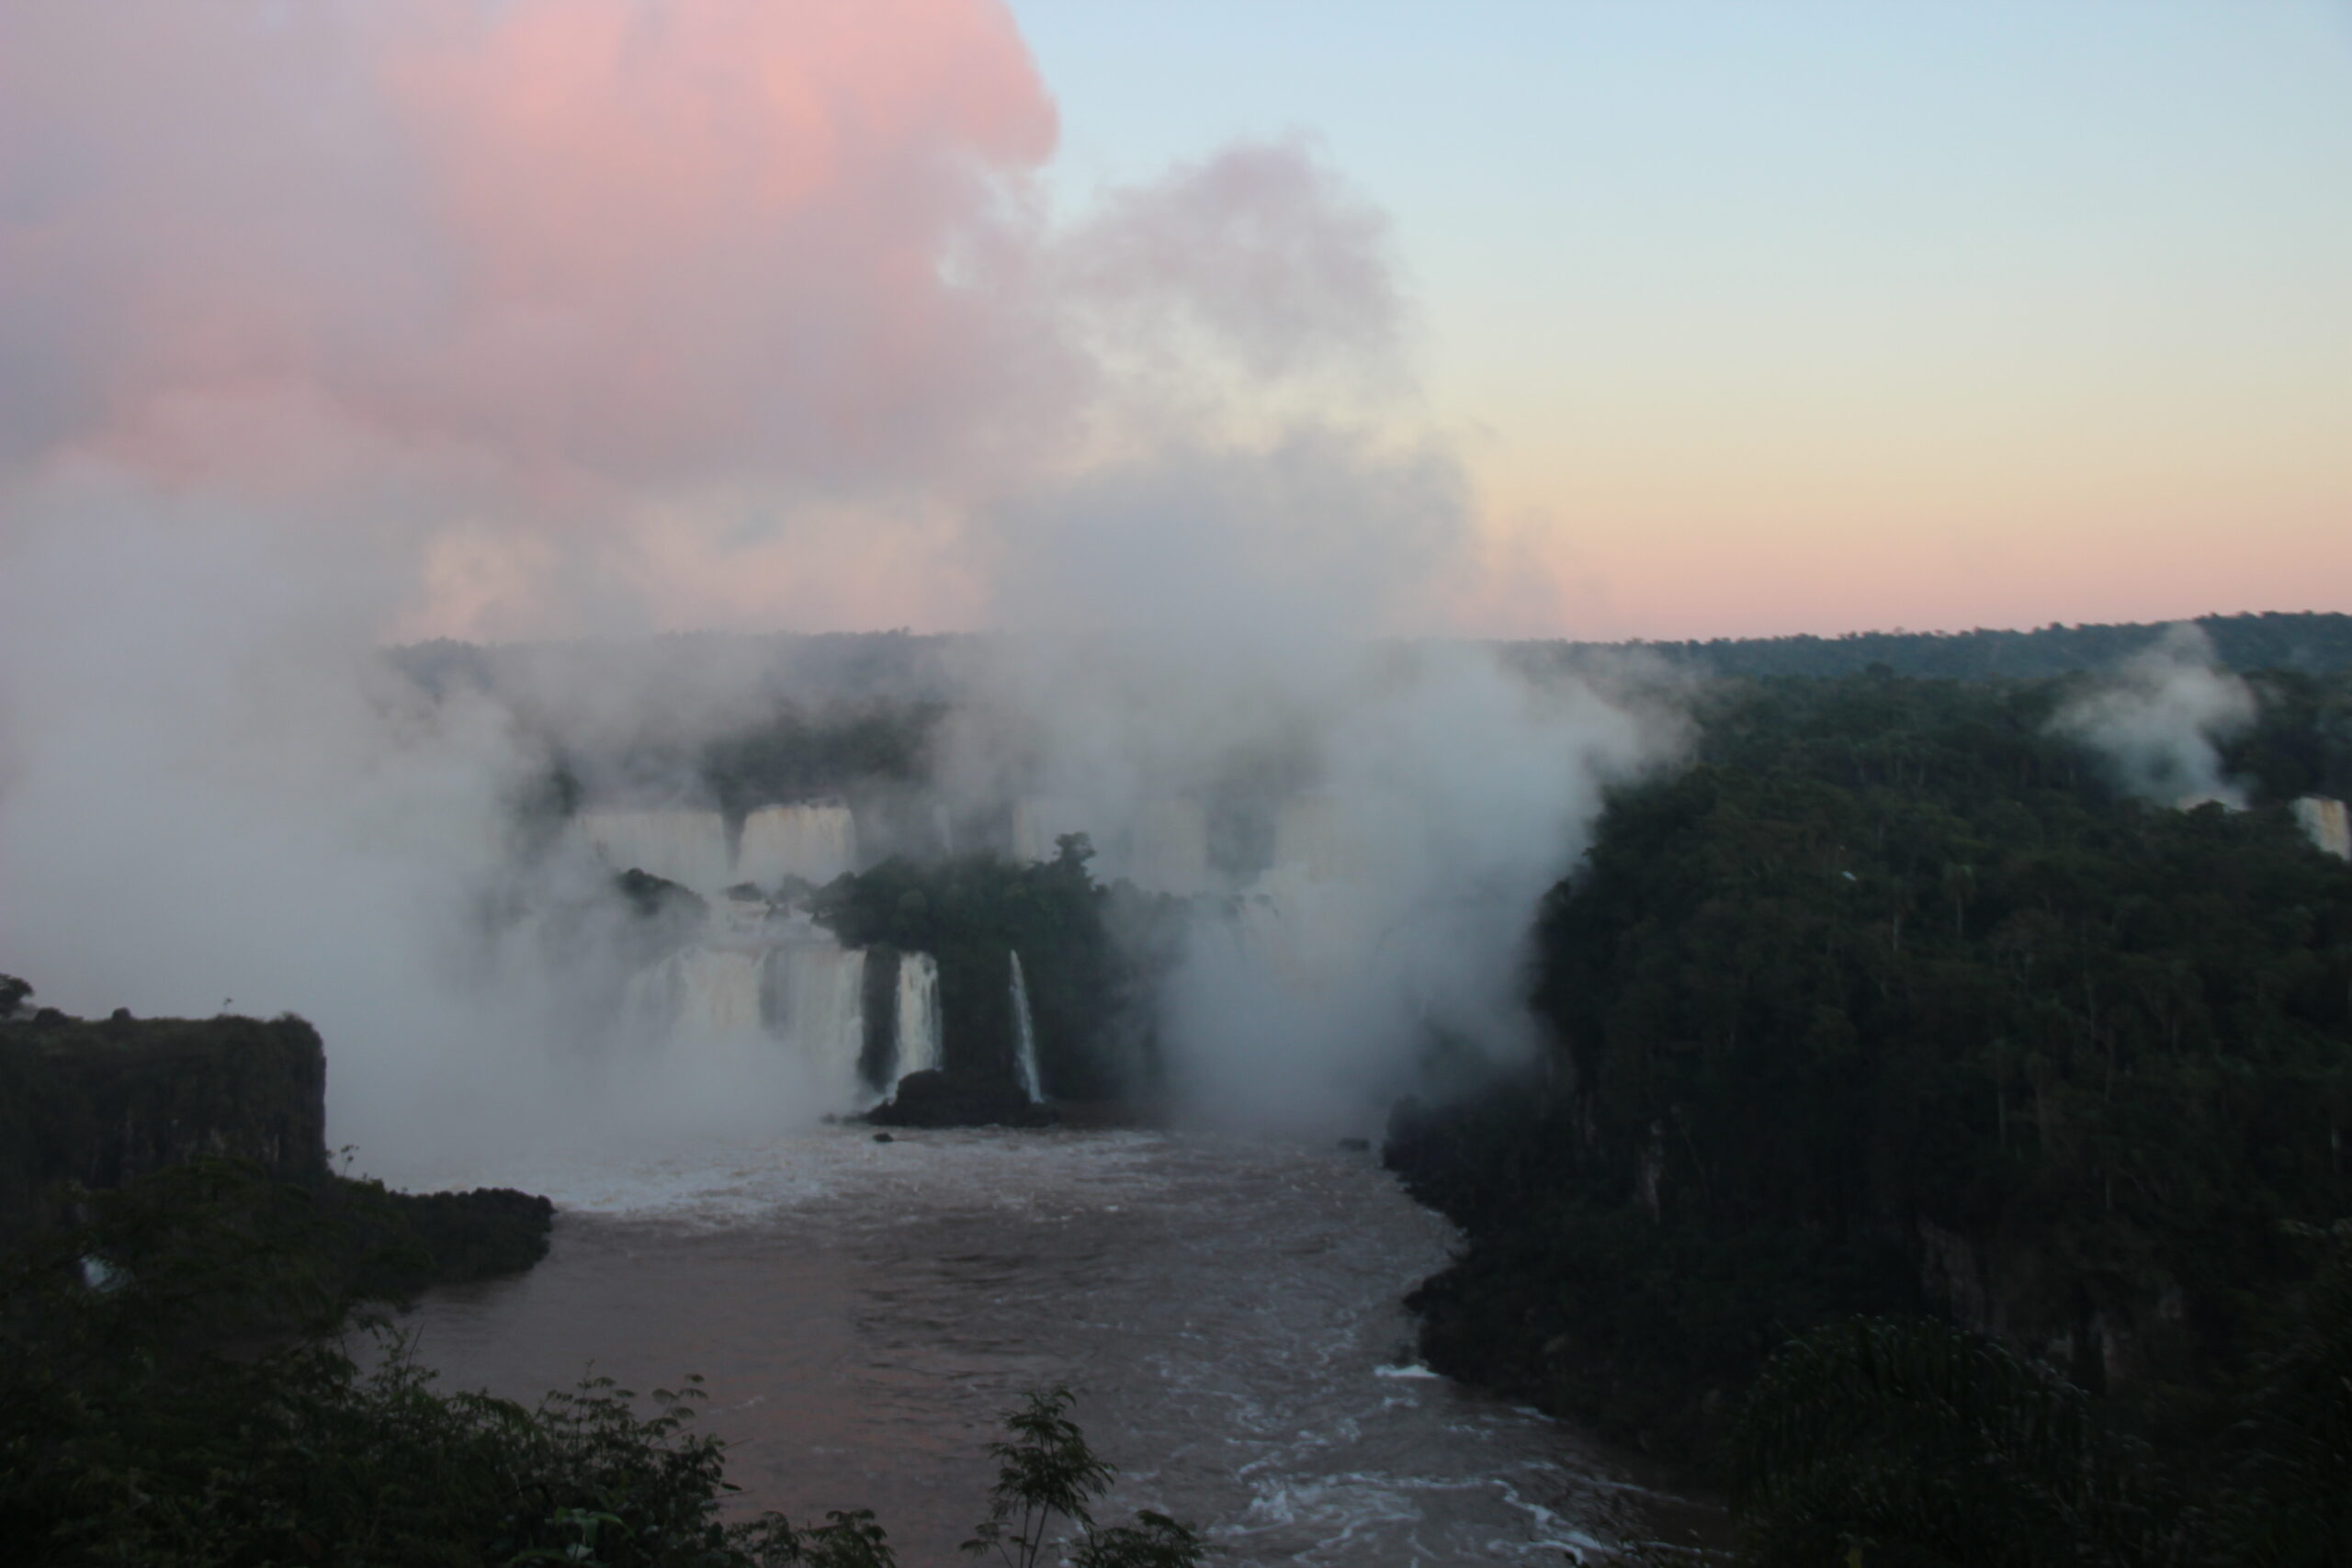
(395, 1128, 1717, 1565)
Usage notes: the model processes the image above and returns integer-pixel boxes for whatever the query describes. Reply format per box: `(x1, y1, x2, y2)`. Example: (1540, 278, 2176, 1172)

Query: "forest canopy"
(1391, 668, 2352, 1494)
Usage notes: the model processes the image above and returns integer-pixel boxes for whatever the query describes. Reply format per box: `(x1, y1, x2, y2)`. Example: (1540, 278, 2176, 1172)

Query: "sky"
(1, 0, 2346, 643)
(1012, 0, 2352, 639)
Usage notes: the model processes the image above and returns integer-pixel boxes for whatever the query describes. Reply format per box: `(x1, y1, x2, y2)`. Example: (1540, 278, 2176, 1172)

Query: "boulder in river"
(867, 1068, 1057, 1129)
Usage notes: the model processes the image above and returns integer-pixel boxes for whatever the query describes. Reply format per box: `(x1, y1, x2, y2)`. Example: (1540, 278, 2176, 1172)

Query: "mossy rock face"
(0, 1006, 554, 1295)
(0, 1012, 329, 1240)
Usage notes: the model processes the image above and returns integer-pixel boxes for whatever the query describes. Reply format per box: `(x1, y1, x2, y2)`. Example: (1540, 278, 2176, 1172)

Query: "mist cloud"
(0, 0, 1466, 637)
(0, 2, 1633, 1167)
(2053, 623, 2256, 808)
(1, 0, 1061, 487)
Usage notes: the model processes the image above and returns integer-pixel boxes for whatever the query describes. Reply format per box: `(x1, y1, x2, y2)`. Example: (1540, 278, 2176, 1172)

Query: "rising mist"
(0, 1, 1679, 1178)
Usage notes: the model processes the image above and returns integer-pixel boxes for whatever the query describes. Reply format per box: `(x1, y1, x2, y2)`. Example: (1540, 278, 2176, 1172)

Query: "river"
(394, 1125, 1716, 1565)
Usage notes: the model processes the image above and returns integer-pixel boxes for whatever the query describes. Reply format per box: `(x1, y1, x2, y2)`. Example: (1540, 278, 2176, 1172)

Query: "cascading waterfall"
(623, 946, 767, 1042)
(894, 953, 942, 1080)
(620, 953, 675, 1039)
(767, 942, 870, 1103)
(576, 808, 734, 895)
(620, 929, 879, 1111)
(735, 802, 857, 888)
(1009, 950, 1043, 1103)
(2294, 795, 2350, 860)
(673, 948, 768, 1037)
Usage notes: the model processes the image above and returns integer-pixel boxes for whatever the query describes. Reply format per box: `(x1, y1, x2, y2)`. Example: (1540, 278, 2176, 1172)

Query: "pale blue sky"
(1008, 2, 2352, 636)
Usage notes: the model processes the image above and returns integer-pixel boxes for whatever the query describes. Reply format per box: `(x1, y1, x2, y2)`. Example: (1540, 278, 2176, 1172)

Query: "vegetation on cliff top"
(1, 1001, 330, 1240)
(1725, 1223, 2351, 1567)
(1390, 671, 2352, 1490)
(0, 985, 554, 1296)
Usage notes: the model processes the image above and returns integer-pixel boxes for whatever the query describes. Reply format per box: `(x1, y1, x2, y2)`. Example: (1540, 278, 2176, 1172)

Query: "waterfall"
(1009, 950, 1043, 1103)
(620, 932, 873, 1108)
(673, 948, 767, 1037)
(623, 947, 766, 1042)
(735, 802, 857, 889)
(620, 953, 674, 1038)
(2293, 796, 2350, 861)
(576, 808, 733, 896)
(767, 942, 870, 1102)
(894, 952, 942, 1081)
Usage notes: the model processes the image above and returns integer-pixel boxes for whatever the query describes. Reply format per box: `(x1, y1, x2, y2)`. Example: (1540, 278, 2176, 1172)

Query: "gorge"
(6, 624, 2352, 1565)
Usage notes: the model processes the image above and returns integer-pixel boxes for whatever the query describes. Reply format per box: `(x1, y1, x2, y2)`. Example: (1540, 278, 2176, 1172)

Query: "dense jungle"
(1391, 661, 2352, 1562)
(7, 624, 2352, 1565)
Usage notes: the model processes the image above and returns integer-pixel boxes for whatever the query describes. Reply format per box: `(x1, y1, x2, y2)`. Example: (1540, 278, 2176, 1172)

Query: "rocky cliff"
(0, 985, 551, 1289)
(0, 1008, 328, 1239)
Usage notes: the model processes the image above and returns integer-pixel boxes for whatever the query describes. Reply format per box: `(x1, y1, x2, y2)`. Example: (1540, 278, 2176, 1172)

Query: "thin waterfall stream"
(1009, 951, 1043, 1105)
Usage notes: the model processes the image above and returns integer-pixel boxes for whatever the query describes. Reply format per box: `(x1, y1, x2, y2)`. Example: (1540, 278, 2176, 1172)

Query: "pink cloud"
(1, 4, 1482, 640)
(0, 0, 1065, 492)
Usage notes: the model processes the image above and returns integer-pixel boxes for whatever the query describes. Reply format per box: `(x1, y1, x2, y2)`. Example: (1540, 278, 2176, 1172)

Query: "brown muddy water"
(393, 1126, 1720, 1565)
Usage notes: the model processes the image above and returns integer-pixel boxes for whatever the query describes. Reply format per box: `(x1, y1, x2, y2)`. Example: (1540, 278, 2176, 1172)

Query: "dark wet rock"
(1, 1004, 552, 1292)
(868, 1068, 1057, 1129)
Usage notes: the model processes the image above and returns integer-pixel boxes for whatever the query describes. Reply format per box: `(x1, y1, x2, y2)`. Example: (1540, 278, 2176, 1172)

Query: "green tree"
(963, 1388, 1207, 1568)
(1730, 1318, 2169, 1568)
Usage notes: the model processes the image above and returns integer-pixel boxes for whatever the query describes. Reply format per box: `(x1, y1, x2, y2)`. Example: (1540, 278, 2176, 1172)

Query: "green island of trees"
(813, 835, 1185, 1116)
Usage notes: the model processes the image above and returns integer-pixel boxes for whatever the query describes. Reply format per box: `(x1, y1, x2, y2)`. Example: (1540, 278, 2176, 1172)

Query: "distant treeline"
(392, 634, 956, 815)
(1518, 609, 2352, 679)
(390, 613, 2352, 815)
(391, 628, 964, 707)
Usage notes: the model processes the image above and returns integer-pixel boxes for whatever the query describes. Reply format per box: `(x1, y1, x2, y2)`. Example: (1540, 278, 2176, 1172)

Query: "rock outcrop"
(0, 991, 552, 1289)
